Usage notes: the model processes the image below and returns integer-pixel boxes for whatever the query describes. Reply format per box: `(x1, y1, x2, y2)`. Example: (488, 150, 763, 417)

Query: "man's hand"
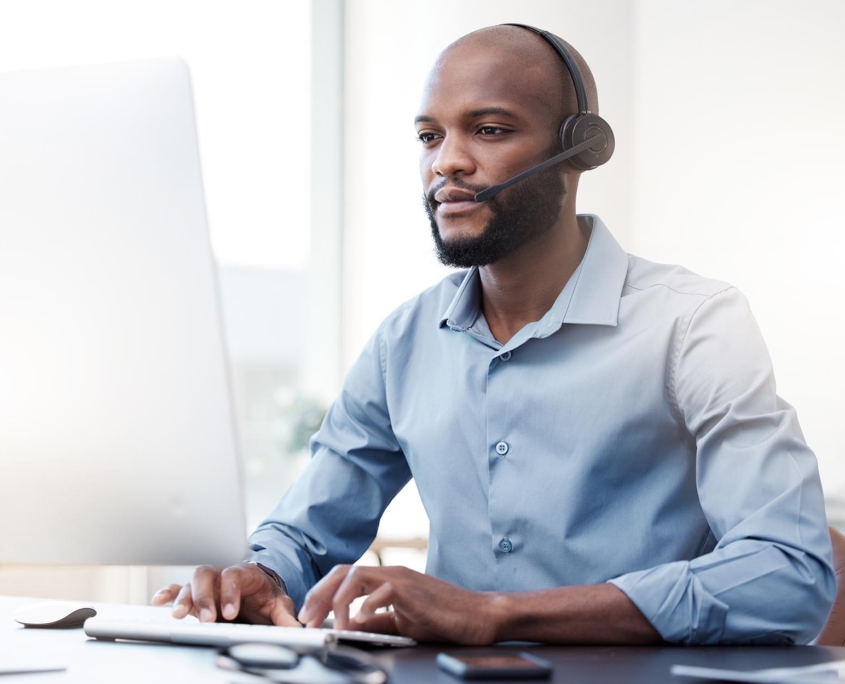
(298, 565, 504, 644)
(151, 562, 300, 627)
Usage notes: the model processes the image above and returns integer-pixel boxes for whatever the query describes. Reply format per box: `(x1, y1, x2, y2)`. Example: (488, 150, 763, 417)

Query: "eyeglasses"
(216, 642, 390, 684)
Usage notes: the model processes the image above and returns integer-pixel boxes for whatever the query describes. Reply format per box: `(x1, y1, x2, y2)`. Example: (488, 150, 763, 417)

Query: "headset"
(474, 23, 615, 202)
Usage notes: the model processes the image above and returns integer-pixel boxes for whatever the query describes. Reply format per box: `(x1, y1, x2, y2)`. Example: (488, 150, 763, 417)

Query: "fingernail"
(200, 608, 213, 622)
(223, 604, 235, 619)
(297, 609, 309, 623)
(172, 605, 186, 617)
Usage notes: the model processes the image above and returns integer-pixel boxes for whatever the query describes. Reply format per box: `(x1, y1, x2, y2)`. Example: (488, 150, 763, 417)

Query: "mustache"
(425, 178, 489, 206)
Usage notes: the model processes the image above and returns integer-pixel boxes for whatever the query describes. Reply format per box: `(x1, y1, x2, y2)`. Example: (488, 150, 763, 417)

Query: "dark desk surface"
(3, 596, 844, 683)
(380, 643, 845, 684)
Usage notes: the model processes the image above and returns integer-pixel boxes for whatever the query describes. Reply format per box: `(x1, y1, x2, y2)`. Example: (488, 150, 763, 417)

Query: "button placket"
(486, 346, 519, 572)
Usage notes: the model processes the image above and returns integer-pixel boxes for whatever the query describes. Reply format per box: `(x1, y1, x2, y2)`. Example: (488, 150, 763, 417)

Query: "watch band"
(244, 560, 287, 594)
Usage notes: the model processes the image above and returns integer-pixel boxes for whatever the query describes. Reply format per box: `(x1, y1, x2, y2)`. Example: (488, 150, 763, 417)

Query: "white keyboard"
(83, 617, 415, 650)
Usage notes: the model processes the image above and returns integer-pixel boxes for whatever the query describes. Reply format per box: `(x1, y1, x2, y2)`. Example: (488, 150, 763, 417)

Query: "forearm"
(491, 583, 662, 644)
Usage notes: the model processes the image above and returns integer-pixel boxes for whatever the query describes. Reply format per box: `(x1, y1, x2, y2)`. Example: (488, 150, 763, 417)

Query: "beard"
(423, 150, 566, 269)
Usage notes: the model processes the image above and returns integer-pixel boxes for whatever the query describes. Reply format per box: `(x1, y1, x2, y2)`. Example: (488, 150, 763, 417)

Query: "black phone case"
(436, 652, 553, 680)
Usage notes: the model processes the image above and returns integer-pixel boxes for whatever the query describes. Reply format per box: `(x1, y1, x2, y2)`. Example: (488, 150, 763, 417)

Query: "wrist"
(244, 560, 287, 595)
(485, 591, 516, 643)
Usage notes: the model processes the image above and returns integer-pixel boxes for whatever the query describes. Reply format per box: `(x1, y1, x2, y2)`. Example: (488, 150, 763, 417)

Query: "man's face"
(416, 43, 567, 268)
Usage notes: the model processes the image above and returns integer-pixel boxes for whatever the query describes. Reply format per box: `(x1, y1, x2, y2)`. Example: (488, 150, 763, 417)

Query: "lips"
(437, 201, 478, 216)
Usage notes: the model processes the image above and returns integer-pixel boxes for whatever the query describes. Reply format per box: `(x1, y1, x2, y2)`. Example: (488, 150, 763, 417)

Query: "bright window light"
(0, 0, 312, 269)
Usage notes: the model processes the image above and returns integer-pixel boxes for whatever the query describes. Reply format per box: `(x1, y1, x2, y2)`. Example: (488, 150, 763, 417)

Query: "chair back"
(815, 526, 845, 646)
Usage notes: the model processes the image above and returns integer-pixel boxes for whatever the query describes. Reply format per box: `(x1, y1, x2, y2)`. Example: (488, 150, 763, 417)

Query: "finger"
(331, 567, 385, 631)
(352, 582, 394, 627)
(298, 565, 353, 625)
(352, 611, 400, 636)
(172, 583, 193, 619)
(190, 566, 220, 622)
(151, 584, 182, 606)
(270, 595, 304, 628)
(219, 566, 244, 621)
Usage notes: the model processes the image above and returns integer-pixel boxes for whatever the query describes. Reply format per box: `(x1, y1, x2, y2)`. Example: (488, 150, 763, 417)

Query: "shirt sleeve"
(247, 325, 412, 609)
(608, 287, 836, 644)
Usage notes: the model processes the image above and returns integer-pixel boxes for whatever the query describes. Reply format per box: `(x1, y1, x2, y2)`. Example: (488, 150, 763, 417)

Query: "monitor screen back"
(0, 58, 248, 565)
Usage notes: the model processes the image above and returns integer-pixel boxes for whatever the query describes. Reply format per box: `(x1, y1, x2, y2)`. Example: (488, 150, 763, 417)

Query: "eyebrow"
(465, 107, 516, 119)
(414, 107, 517, 125)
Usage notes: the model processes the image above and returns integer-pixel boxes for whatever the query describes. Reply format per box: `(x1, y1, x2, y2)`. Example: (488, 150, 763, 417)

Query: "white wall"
(0, 0, 311, 270)
(631, 0, 845, 496)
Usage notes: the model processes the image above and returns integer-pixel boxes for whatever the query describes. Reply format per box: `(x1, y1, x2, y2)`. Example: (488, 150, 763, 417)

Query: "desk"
(3, 595, 845, 683)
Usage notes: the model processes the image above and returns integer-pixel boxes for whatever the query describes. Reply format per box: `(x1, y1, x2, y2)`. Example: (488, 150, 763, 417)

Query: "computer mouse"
(13, 602, 97, 629)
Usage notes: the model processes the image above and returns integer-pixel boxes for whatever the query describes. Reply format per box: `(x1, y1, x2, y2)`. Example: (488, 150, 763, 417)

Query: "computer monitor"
(0, 58, 248, 565)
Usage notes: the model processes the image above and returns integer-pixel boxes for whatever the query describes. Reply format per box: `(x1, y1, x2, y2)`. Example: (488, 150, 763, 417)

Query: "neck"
(479, 197, 586, 345)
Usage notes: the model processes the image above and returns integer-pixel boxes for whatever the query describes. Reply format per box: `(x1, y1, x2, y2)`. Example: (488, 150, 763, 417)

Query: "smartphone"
(436, 652, 553, 680)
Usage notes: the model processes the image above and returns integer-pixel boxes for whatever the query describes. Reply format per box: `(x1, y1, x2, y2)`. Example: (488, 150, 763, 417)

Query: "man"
(153, 25, 835, 645)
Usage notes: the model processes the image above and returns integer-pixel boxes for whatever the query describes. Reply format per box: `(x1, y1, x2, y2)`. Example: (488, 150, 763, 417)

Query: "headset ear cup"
(560, 114, 615, 171)
(558, 115, 576, 156)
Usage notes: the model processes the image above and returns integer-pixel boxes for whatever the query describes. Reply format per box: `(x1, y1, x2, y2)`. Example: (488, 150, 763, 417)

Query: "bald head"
(440, 25, 599, 126)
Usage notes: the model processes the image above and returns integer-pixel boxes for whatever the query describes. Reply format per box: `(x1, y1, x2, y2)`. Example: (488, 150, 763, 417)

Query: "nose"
(430, 134, 475, 178)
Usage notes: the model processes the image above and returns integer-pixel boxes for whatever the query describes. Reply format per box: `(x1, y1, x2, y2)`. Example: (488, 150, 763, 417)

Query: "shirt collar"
(438, 214, 629, 334)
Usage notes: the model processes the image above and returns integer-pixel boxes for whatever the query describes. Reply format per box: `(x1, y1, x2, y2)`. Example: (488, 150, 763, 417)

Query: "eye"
(478, 126, 508, 136)
(416, 131, 441, 144)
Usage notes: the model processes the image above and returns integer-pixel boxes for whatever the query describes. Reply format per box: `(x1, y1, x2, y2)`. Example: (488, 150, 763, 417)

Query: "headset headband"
(502, 23, 591, 115)
(473, 24, 614, 199)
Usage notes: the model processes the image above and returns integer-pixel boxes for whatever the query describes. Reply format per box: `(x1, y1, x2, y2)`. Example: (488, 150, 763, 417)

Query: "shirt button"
(500, 351, 512, 361)
(499, 538, 513, 553)
(495, 441, 509, 456)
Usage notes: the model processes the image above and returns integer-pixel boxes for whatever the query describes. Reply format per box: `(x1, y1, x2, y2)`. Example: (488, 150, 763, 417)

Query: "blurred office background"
(0, 0, 843, 601)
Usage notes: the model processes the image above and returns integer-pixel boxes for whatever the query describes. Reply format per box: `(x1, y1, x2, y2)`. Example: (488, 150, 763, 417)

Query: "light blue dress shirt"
(250, 215, 835, 645)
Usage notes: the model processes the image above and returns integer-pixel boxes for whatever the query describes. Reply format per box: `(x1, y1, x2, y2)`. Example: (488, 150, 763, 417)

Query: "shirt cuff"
(608, 560, 729, 644)
(246, 549, 311, 611)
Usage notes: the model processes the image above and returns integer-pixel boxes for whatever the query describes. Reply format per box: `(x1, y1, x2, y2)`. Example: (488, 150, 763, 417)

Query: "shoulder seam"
(666, 285, 736, 425)
(375, 324, 388, 385)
